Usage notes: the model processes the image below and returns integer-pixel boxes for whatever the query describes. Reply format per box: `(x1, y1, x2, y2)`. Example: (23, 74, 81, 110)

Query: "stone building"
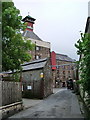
(22, 15, 51, 61)
(85, 17, 90, 33)
(21, 58, 53, 99)
(51, 51, 76, 88)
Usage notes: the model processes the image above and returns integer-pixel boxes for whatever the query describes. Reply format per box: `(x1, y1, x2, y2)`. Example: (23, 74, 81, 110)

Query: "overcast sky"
(13, 0, 89, 60)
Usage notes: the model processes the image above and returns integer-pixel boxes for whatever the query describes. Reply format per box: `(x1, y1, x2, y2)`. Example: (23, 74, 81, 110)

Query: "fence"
(0, 81, 22, 106)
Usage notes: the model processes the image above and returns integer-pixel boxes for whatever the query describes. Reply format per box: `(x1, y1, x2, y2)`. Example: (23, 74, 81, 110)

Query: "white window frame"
(36, 46, 40, 51)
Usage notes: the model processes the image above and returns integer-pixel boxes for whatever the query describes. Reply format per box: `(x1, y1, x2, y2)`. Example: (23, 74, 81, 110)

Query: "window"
(35, 55, 41, 59)
(68, 76, 71, 78)
(63, 76, 65, 79)
(68, 65, 70, 70)
(36, 46, 40, 51)
(63, 71, 65, 74)
(36, 55, 39, 59)
(71, 66, 73, 70)
(68, 71, 70, 74)
(63, 66, 65, 69)
(57, 70, 59, 74)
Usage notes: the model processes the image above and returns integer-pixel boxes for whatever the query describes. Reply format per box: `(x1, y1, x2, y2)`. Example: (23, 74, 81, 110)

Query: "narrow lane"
(9, 88, 84, 119)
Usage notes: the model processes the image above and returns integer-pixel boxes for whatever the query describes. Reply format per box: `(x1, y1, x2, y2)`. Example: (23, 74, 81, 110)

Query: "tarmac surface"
(8, 88, 84, 119)
(22, 88, 62, 109)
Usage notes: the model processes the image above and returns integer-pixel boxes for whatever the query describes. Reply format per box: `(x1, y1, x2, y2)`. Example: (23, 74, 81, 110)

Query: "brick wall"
(52, 60, 75, 88)
(56, 60, 74, 81)
(29, 46, 50, 61)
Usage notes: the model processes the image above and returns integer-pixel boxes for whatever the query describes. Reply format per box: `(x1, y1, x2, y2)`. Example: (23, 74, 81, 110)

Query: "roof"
(0, 58, 48, 74)
(22, 58, 47, 66)
(22, 30, 42, 41)
(56, 53, 75, 62)
(22, 15, 36, 21)
(22, 58, 47, 71)
(85, 17, 90, 33)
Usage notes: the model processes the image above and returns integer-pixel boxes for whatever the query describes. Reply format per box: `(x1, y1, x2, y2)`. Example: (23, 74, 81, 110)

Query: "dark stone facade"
(22, 58, 53, 99)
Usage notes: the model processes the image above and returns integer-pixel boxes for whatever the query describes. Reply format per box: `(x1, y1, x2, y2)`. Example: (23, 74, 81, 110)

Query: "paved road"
(9, 88, 84, 119)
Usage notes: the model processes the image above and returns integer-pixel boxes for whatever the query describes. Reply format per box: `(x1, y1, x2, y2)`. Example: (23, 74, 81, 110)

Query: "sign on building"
(27, 86, 32, 90)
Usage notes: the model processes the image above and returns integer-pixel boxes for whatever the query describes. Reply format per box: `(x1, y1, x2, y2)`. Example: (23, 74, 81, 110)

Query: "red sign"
(51, 51, 56, 70)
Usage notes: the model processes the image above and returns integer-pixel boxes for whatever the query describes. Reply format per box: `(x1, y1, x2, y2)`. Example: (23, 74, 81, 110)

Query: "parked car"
(67, 79, 74, 90)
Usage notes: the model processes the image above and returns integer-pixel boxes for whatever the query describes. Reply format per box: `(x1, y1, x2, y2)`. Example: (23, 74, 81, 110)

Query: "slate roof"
(0, 58, 48, 74)
(22, 15, 36, 21)
(22, 30, 42, 41)
(56, 53, 75, 62)
(22, 58, 47, 71)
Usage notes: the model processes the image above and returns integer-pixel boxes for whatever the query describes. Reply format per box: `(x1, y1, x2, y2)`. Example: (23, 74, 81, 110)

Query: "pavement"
(22, 99, 42, 109)
(9, 88, 84, 118)
(23, 88, 62, 109)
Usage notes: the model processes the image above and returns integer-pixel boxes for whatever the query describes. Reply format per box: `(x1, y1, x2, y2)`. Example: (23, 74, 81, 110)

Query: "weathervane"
(28, 12, 30, 16)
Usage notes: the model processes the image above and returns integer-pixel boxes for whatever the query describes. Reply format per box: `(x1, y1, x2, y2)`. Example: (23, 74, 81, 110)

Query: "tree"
(2, 2, 35, 72)
(75, 33, 90, 95)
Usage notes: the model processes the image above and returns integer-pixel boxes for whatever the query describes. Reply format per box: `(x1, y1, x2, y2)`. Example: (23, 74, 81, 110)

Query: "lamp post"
(40, 72, 44, 98)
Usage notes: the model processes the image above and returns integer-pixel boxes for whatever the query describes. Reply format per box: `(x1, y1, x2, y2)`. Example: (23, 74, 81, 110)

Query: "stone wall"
(0, 101, 23, 119)
(43, 59, 53, 97)
(22, 69, 44, 99)
(22, 59, 53, 99)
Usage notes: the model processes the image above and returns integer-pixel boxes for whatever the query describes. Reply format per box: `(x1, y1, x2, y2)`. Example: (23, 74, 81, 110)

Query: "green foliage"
(2, 2, 35, 72)
(12, 72, 20, 82)
(75, 33, 90, 95)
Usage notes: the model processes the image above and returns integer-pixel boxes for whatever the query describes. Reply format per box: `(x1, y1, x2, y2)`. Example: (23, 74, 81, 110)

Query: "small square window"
(35, 55, 41, 59)
(63, 71, 65, 74)
(68, 71, 70, 73)
(36, 55, 39, 59)
(63, 76, 65, 79)
(36, 46, 40, 51)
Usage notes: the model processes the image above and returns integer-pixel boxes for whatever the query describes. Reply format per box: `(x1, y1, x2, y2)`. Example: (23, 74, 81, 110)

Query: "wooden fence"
(0, 81, 22, 106)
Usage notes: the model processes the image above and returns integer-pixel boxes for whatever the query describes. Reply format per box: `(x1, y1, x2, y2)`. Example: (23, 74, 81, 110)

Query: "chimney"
(22, 15, 36, 31)
(51, 51, 56, 70)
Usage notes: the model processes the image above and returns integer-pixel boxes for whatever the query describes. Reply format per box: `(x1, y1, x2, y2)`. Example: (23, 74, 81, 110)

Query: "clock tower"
(22, 15, 36, 31)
